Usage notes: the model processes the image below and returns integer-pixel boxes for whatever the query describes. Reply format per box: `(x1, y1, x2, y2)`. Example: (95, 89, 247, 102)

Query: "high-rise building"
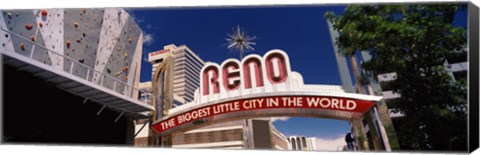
(287, 136, 318, 151)
(148, 44, 204, 103)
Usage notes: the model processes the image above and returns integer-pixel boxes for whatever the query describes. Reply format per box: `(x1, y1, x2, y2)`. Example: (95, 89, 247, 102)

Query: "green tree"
(325, 4, 467, 151)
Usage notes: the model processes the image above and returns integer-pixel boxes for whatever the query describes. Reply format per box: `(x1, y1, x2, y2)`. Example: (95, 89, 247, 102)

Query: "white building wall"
(288, 136, 317, 151)
(148, 44, 205, 104)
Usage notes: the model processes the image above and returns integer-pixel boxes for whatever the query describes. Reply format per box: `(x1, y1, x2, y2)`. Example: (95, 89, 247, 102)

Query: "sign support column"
(148, 56, 175, 147)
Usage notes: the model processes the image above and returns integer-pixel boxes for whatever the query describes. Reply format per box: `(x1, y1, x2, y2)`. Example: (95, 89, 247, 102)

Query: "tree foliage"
(325, 4, 467, 151)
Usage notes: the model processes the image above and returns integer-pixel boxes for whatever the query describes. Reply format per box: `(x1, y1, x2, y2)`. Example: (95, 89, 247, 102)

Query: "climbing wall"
(1, 8, 144, 94)
(102, 14, 141, 93)
(125, 32, 143, 95)
(0, 11, 15, 53)
(34, 9, 65, 70)
(63, 8, 104, 79)
(93, 8, 130, 90)
(1, 10, 51, 66)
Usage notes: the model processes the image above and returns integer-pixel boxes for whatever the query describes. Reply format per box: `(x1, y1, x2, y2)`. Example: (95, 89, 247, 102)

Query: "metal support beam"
(114, 111, 125, 123)
(70, 86, 91, 93)
(18, 64, 33, 71)
(69, 62, 75, 74)
(90, 93, 110, 99)
(97, 104, 107, 116)
(77, 89, 99, 96)
(46, 76, 65, 83)
(33, 70, 47, 76)
(86, 69, 90, 81)
(109, 100, 128, 105)
(101, 96, 120, 102)
(58, 81, 81, 89)
(135, 119, 150, 137)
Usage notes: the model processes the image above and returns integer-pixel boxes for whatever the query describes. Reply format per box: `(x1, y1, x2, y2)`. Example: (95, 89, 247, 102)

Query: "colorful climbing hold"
(7, 12, 12, 19)
(20, 43, 25, 51)
(124, 66, 129, 71)
(25, 24, 33, 30)
(82, 9, 87, 14)
(115, 71, 122, 76)
(38, 22, 43, 28)
(66, 40, 71, 48)
(74, 22, 78, 28)
(30, 35, 36, 42)
(125, 76, 128, 81)
(41, 10, 48, 16)
(76, 38, 81, 43)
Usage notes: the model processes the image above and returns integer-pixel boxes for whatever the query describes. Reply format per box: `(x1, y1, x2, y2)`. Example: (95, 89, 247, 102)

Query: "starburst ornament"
(226, 25, 256, 59)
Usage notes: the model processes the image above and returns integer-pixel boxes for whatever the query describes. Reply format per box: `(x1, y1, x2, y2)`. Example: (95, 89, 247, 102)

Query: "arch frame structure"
(150, 49, 383, 136)
(152, 93, 381, 135)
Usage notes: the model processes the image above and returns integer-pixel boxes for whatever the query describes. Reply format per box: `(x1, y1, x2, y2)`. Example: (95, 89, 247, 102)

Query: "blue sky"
(127, 4, 468, 148)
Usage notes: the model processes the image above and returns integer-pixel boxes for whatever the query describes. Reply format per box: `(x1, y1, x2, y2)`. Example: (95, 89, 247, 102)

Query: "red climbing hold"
(41, 10, 48, 16)
(38, 22, 43, 28)
(20, 43, 25, 51)
(124, 66, 129, 71)
(31, 35, 36, 42)
(76, 38, 81, 43)
(66, 40, 71, 48)
(25, 24, 33, 30)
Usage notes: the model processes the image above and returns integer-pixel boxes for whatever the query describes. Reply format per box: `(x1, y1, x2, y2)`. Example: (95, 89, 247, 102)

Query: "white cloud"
(143, 33, 154, 45)
(271, 117, 290, 122)
(315, 135, 347, 151)
(142, 51, 149, 62)
(136, 18, 145, 24)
